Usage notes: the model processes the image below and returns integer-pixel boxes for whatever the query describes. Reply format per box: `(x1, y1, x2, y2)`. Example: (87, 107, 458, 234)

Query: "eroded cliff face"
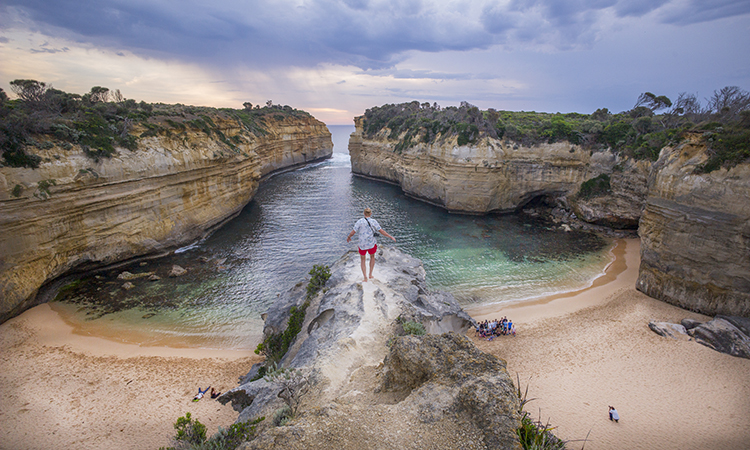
(637, 134, 750, 317)
(570, 158, 652, 229)
(0, 115, 332, 322)
(349, 116, 648, 220)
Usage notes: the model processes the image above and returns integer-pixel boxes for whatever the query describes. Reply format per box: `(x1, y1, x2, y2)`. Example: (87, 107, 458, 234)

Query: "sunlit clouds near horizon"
(2, 0, 749, 124)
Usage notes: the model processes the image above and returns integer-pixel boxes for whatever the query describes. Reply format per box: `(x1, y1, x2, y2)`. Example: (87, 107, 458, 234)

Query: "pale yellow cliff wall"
(637, 135, 750, 317)
(349, 116, 645, 219)
(0, 115, 332, 321)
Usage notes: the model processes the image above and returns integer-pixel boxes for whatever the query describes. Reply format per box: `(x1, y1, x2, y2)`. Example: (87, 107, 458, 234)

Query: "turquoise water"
(53, 125, 612, 350)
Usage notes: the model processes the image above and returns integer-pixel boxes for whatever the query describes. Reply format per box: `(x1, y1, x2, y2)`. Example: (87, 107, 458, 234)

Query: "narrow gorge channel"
(51, 125, 614, 350)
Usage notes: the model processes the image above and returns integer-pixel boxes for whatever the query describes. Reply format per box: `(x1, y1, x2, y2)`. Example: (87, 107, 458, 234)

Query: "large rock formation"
(0, 114, 332, 322)
(220, 247, 521, 449)
(349, 116, 648, 223)
(570, 158, 651, 229)
(690, 316, 750, 359)
(637, 134, 750, 317)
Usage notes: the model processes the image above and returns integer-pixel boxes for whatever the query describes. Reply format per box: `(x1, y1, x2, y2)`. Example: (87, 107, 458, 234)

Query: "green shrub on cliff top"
(360, 87, 749, 164)
(0, 80, 315, 169)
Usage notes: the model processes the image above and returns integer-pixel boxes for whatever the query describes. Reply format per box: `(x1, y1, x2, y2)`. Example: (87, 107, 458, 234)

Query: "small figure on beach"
(193, 386, 210, 402)
(347, 207, 396, 282)
(609, 406, 619, 422)
(210, 387, 221, 399)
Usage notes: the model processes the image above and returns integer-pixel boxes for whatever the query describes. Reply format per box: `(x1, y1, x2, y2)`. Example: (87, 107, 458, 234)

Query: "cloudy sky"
(1, 0, 749, 124)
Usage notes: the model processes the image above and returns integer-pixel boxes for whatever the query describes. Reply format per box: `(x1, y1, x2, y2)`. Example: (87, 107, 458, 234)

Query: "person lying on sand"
(193, 386, 210, 402)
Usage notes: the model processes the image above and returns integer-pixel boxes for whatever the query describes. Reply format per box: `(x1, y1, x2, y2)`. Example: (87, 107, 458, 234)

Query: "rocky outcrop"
(220, 247, 521, 449)
(0, 115, 332, 322)
(690, 316, 750, 359)
(636, 134, 750, 317)
(349, 116, 648, 222)
(381, 333, 521, 450)
(569, 158, 651, 229)
(648, 321, 690, 341)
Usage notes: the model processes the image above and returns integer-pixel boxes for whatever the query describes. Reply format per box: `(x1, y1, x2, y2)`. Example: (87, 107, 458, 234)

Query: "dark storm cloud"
(2, 0, 749, 69)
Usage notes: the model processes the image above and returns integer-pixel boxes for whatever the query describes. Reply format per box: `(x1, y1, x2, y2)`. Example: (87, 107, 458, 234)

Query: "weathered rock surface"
(681, 318, 702, 330)
(168, 265, 187, 278)
(689, 316, 750, 359)
(648, 321, 690, 341)
(349, 116, 648, 223)
(570, 158, 651, 229)
(637, 134, 750, 317)
(220, 247, 521, 449)
(0, 115, 332, 322)
(381, 333, 521, 450)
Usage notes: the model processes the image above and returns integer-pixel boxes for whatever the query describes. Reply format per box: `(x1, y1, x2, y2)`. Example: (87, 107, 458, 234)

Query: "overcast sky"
(2, 0, 749, 124)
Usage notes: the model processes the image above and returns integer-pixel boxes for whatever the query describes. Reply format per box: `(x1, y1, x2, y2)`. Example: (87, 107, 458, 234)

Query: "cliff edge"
(349, 116, 648, 228)
(637, 134, 750, 317)
(220, 247, 522, 450)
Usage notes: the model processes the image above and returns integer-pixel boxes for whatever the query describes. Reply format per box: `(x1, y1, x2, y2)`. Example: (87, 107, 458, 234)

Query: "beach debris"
(122, 282, 135, 290)
(169, 265, 188, 277)
(148, 274, 161, 281)
(648, 321, 690, 341)
(117, 271, 155, 280)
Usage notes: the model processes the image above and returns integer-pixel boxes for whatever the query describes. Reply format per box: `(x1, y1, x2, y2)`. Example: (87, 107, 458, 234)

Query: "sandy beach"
(1, 238, 749, 449)
(468, 239, 750, 449)
(0, 304, 262, 450)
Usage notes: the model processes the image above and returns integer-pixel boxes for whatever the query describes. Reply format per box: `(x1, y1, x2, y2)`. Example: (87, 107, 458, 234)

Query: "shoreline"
(0, 304, 262, 450)
(468, 238, 750, 449)
(465, 237, 635, 324)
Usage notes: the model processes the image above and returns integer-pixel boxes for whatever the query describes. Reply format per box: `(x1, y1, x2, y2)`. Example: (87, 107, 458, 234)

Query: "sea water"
(52, 125, 612, 349)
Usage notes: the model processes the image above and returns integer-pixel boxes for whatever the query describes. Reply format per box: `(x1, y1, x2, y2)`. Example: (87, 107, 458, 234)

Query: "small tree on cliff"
(9, 79, 48, 103)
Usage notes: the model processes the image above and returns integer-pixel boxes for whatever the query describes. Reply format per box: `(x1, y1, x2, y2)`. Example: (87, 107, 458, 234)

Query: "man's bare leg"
(368, 254, 376, 280)
(360, 253, 368, 281)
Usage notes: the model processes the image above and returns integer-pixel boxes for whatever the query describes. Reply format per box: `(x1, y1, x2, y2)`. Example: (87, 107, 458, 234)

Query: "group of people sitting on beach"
(475, 317, 515, 339)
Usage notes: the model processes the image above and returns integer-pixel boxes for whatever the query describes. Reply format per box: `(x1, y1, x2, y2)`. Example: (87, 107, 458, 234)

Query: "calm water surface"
(53, 125, 612, 349)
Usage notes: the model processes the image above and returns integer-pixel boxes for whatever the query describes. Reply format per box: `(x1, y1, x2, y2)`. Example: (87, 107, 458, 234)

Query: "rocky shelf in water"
(219, 246, 523, 450)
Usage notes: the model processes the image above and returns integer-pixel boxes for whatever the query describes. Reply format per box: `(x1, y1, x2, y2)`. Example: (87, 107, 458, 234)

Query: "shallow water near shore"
(52, 125, 613, 350)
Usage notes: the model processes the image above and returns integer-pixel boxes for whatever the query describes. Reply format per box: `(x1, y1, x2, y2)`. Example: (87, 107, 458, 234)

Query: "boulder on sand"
(689, 316, 750, 359)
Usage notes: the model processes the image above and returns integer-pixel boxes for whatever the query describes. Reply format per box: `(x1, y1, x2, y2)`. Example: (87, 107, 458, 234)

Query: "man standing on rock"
(347, 207, 396, 282)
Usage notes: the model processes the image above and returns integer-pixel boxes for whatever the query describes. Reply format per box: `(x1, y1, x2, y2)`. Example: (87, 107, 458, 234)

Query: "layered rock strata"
(220, 247, 521, 449)
(637, 134, 750, 317)
(349, 116, 648, 223)
(0, 115, 332, 322)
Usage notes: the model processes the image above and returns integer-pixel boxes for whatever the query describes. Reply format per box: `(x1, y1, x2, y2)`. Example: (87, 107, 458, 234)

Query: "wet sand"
(468, 239, 750, 449)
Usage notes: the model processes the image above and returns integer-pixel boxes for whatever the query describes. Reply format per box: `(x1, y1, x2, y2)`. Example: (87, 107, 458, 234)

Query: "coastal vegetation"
(361, 86, 750, 170)
(161, 413, 264, 450)
(0, 80, 312, 168)
(253, 264, 331, 373)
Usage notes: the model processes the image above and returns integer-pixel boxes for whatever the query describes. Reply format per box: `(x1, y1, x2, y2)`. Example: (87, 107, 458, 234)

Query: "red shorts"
(358, 244, 377, 255)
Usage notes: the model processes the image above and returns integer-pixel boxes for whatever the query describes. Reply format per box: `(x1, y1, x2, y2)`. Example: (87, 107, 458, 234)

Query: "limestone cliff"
(221, 247, 521, 449)
(349, 116, 648, 223)
(0, 114, 332, 322)
(637, 134, 750, 317)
